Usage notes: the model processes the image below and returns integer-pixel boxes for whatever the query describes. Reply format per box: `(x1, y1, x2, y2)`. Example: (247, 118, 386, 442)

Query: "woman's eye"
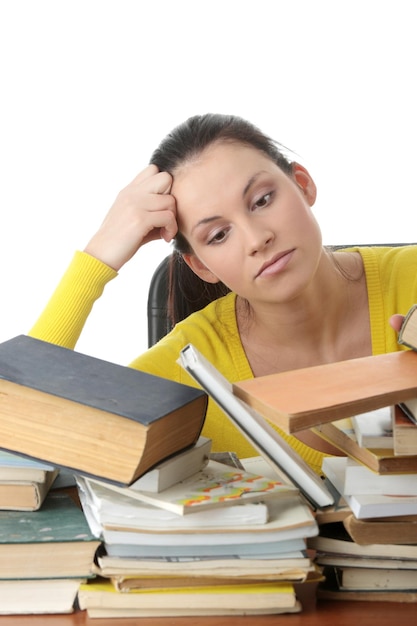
(253, 192, 272, 210)
(208, 229, 228, 245)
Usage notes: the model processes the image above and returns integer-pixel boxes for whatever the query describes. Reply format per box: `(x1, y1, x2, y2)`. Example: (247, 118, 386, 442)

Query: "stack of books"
(0, 449, 93, 615)
(308, 402, 417, 603)
(3, 308, 417, 614)
(76, 439, 321, 618)
(0, 450, 58, 512)
(0, 484, 101, 615)
(0, 334, 207, 615)
(0, 335, 328, 616)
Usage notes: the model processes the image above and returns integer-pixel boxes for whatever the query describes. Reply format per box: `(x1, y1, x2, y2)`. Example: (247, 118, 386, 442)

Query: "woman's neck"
(237, 250, 371, 377)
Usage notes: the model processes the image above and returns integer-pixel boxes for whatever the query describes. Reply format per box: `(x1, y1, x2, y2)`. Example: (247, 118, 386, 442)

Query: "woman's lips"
(256, 250, 295, 278)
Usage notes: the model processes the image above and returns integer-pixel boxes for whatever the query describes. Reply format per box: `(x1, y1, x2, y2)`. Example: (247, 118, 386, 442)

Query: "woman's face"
(171, 141, 323, 305)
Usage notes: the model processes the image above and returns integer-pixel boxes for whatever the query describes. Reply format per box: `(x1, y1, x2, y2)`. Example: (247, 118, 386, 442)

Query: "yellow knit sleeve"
(28, 251, 117, 349)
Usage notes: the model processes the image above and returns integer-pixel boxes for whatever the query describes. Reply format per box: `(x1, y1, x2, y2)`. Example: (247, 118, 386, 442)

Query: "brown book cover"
(343, 513, 417, 545)
(393, 404, 417, 455)
(233, 351, 417, 433)
(315, 418, 417, 474)
(0, 335, 207, 485)
(0, 468, 58, 511)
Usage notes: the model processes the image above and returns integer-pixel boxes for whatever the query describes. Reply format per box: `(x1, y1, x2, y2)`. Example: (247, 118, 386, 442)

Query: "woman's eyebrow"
(191, 215, 222, 235)
(191, 171, 269, 234)
(242, 171, 267, 197)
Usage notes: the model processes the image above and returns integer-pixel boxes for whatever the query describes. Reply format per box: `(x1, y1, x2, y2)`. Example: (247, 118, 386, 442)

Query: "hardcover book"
(232, 350, 417, 433)
(0, 492, 101, 580)
(0, 335, 207, 485)
(314, 418, 417, 474)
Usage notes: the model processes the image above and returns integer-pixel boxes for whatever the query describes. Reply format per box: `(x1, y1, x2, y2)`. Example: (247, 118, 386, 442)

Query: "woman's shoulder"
(130, 292, 252, 383)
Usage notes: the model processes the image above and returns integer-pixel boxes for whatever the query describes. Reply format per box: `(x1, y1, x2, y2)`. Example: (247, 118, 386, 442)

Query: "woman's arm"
(29, 165, 177, 348)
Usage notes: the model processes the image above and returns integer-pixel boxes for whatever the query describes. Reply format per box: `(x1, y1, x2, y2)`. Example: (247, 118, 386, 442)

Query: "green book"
(0, 335, 207, 484)
(0, 491, 101, 579)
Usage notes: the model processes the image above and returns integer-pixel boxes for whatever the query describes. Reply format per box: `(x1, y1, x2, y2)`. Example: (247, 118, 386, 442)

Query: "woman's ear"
(182, 253, 220, 284)
(292, 163, 317, 206)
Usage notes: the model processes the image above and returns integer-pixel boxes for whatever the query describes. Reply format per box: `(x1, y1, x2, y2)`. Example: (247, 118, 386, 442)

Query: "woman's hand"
(84, 165, 177, 271)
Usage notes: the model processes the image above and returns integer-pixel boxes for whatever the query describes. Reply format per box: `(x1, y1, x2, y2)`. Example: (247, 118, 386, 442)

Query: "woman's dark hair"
(149, 113, 293, 328)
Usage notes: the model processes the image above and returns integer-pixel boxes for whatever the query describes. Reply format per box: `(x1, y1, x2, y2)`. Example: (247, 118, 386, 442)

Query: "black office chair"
(147, 244, 415, 347)
(147, 255, 171, 348)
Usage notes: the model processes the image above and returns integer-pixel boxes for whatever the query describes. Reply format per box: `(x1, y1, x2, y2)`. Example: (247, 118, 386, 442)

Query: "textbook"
(77, 577, 299, 614)
(0, 578, 85, 615)
(331, 565, 417, 591)
(321, 455, 417, 519)
(398, 303, 417, 350)
(315, 418, 417, 474)
(0, 492, 101, 580)
(84, 459, 294, 516)
(77, 473, 271, 529)
(104, 537, 308, 559)
(0, 450, 56, 482)
(178, 344, 334, 509)
(232, 350, 417, 433)
(392, 404, 417, 455)
(130, 436, 212, 493)
(0, 468, 58, 511)
(322, 456, 417, 496)
(95, 551, 313, 583)
(307, 521, 417, 560)
(317, 565, 417, 603)
(351, 407, 393, 449)
(343, 513, 417, 546)
(0, 335, 207, 485)
(109, 566, 313, 591)
(80, 489, 317, 555)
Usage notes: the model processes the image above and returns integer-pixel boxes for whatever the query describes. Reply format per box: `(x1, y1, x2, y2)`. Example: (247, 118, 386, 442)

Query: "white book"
(0, 450, 55, 482)
(77, 474, 270, 529)
(178, 344, 334, 509)
(104, 537, 308, 559)
(84, 459, 294, 516)
(351, 407, 394, 448)
(322, 456, 417, 496)
(79, 486, 317, 548)
(322, 456, 417, 519)
(130, 437, 212, 493)
(96, 550, 311, 576)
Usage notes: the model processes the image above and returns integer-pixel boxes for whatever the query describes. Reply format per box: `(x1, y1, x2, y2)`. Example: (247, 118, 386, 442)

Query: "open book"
(178, 344, 334, 510)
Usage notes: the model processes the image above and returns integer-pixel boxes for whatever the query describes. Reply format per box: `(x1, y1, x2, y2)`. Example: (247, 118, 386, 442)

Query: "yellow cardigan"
(29, 246, 417, 474)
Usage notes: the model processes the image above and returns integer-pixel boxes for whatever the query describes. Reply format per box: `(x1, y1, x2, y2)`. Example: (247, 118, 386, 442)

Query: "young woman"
(29, 114, 417, 474)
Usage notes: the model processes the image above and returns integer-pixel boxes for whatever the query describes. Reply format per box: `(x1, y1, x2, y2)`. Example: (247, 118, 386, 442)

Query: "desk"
(0, 600, 416, 626)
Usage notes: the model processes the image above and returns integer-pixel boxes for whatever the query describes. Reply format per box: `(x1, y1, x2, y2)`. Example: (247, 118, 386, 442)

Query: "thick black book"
(0, 335, 207, 484)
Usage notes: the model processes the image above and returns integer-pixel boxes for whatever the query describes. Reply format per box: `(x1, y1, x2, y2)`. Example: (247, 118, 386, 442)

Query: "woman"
(29, 114, 417, 474)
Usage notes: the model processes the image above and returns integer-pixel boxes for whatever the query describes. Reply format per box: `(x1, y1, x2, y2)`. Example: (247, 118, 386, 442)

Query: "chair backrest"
(147, 255, 171, 348)
(147, 244, 415, 347)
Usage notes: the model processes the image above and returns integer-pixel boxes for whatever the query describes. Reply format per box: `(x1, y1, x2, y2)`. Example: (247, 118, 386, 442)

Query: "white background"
(1, 0, 415, 365)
